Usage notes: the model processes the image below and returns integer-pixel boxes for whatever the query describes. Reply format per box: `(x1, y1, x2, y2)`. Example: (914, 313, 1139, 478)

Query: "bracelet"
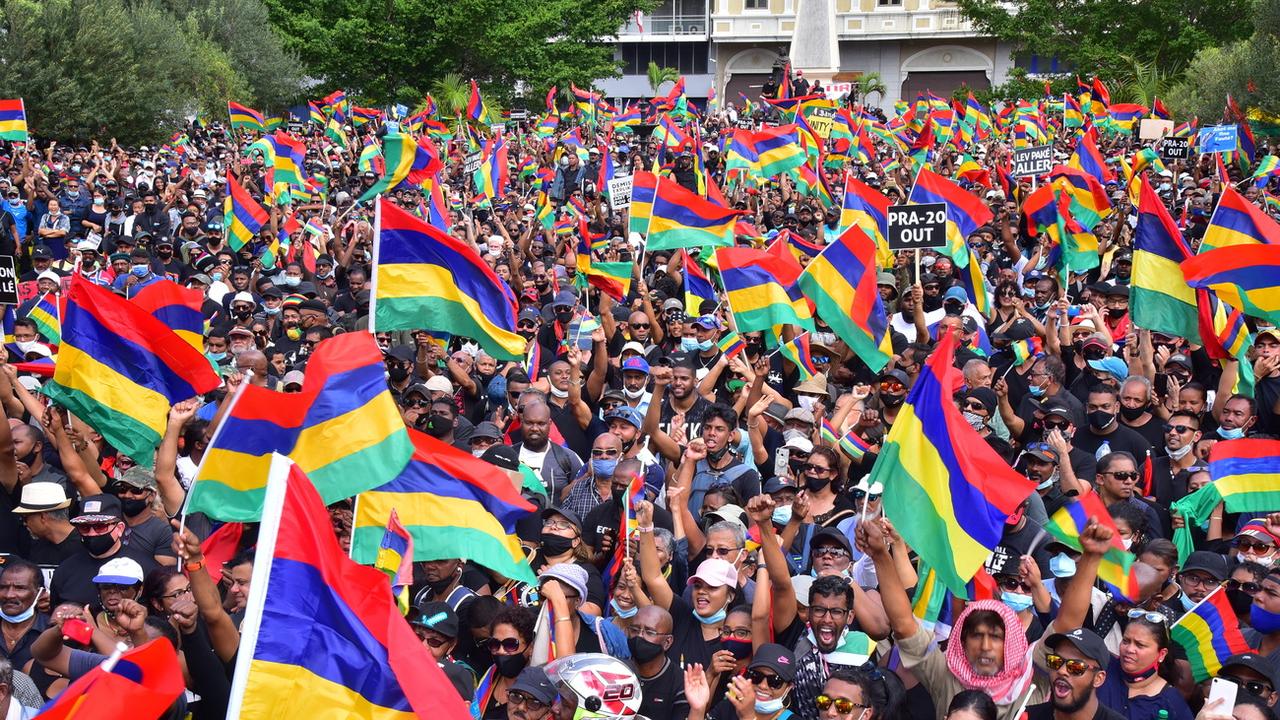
(1210, 516, 1222, 520)
(637, 525, 655, 533)
(556, 617, 573, 623)
(184, 559, 205, 573)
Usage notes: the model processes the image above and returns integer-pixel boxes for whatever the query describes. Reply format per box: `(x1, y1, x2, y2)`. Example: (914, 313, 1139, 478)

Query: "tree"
(261, 0, 655, 106)
(1166, 0, 1280, 119)
(433, 74, 471, 117)
(955, 0, 1252, 82)
(856, 72, 887, 104)
(647, 62, 679, 95)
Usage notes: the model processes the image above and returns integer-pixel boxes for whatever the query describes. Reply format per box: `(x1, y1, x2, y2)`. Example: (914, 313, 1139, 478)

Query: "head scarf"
(944, 600, 1033, 705)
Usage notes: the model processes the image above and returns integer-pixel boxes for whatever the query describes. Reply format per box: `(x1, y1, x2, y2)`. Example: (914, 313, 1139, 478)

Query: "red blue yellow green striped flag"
(1170, 586, 1255, 681)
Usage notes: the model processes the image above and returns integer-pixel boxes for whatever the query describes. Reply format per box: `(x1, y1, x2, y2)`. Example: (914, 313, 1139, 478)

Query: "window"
(620, 43, 710, 75)
(877, 0, 902, 5)
(745, 0, 767, 9)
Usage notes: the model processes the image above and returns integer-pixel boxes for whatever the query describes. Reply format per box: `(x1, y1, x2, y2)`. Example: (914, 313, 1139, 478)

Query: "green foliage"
(955, 0, 1252, 82)
(261, 0, 655, 107)
(964, 68, 1074, 105)
(1166, 0, 1280, 120)
(0, 0, 300, 143)
(646, 62, 680, 95)
(433, 74, 471, 117)
(857, 72, 887, 103)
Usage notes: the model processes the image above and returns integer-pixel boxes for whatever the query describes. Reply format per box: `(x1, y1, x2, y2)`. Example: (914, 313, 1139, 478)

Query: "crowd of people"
(0, 79, 1278, 720)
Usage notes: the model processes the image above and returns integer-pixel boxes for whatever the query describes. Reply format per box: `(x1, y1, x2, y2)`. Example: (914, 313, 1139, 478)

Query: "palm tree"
(432, 73, 470, 116)
(857, 72, 887, 104)
(1114, 54, 1172, 106)
(647, 62, 680, 96)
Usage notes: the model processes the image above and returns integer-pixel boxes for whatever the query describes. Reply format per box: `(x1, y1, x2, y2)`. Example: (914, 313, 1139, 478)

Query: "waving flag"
(777, 333, 818, 380)
(357, 133, 442, 203)
(372, 198, 525, 359)
(867, 331, 1036, 594)
(1171, 439, 1280, 561)
(227, 456, 471, 720)
(130, 279, 205, 351)
(839, 176, 893, 267)
(25, 292, 63, 346)
(647, 176, 744, 251)
(682, 250, 717, 314)
(35, 639, 184, 720)
(716, 246, 813, 334)
(1045, 488, 1138, 599)
(0, 99, 28, 142)
(228, 101, 264, 132)
(1133, 176, 1200, 343)
(908, 167, 993, 267)
(1069, 133, 1114, 184)
(1171, 586, 1256, 682)
(43, 278, 219, 467)
(796, 226, 890, 372)
(1183, 244, 1280, 325)
(467, 80, 492, 124)
(354, 429, 537, 584)
(374, 509, 415, 614)
(224, 170, 269, 252)
(1201, 185, 1280, 252)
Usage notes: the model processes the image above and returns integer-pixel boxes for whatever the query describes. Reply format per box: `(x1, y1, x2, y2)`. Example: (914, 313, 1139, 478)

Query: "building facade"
(596, 0, 1015, 109)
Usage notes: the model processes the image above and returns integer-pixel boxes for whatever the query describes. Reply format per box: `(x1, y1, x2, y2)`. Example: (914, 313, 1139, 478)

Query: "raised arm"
(858, 517, 918, 640)
(635, 500, 675, 610)
(156, 399, 200, 517)
(171, 521, 240, 663)
(746, 496, 797, 631)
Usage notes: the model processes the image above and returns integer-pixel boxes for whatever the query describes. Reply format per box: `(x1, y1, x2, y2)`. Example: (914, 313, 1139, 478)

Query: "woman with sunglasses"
(477, 606, 536, 720)
(685, 644, 796, 720)
(798, 447, 855, 528)
(1054, 517, 1193, 720)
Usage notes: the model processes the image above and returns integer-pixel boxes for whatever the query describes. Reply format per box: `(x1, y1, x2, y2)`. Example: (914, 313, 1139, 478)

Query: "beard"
(1051, 682, 1094, 714)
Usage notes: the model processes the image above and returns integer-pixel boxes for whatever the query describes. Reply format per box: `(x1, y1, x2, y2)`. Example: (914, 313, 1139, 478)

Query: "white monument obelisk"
(788, 0, 840, 90)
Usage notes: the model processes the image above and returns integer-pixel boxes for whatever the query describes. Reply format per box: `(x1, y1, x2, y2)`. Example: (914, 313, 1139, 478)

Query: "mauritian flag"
(1044, 488, 1139, 599)
(776, 333, 818, 380)
(1170, 586, 1255, 681)
(374, 509, 415, 614)
(1170, 439, 1280, 562)
(0, 99, 28, 142)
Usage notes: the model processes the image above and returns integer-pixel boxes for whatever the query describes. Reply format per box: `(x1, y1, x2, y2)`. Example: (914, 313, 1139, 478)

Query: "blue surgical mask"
(1180, 593, 1199, 612)
(680, 337, 700, 352)
(1251, 604, 1280, 634)
(211, 271, 225, 282)
(1002, 591, 1033, 613)
(696, 339, 714, 352)
(264, 306, 281, 316)
(207, 351, 226, 362)
(771, 505, 793, 526)
(1049, 553, 1077, 578)
(282, 276, 301, 287)
(1218, 426, 1246, 440)
(1028, 382, 1047, 398)
(591, 459, 618, 477)
(694, 604, 728, 625)
(0, 588, 41, 624)
(610, 599, 638, 618)
(755, 697, 786, 715)
(130, 264, 149, 277)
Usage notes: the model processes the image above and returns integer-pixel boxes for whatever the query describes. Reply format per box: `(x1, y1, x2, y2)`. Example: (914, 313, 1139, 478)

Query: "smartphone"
(1154, 373, 1170, 398)
(62, 618, 93, 645)
(1208, 677, 1239, 713)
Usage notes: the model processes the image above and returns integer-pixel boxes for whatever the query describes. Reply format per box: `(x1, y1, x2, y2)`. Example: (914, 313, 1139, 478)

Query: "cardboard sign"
(0, 257, 16, 306)
(802, 106, 838, 139)
(510, 109, 529, 120)
(887, 203, 948, 251)
(1139, 118, 1174, 140)
(607, 176, 633, 210)
(1012, 144, 1054, 178)
(1199, 125, 1239, 154)
(1160, 136, 1191, 161)
(464, 152, 483, 174)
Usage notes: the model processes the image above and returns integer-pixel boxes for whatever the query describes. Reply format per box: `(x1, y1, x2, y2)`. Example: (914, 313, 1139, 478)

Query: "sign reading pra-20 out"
(886, 203, 948, 251)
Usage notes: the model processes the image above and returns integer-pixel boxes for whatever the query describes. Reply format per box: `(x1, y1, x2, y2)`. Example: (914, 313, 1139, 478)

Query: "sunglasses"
(851, 489, 881, 502)
(1226, 578, 1262, 595)
(1042, 420, 1071, 431)
(507, 691, 548, 711)
(1126, 608, 1168, 625)
(1236, 539, 1274, 554)
(813, 546, 850, 559)
(815, 696, 869, 714)
(484, 637, 523, 654)
(1045, 653, 1099, 677)
(1104, 471, 1139, 482)
(996, 575, 1032, 593)
(1219, 674, 1275, 698)
(878, 381, 905, 393)
(963, 401, 988, 413)
(631, 322, 650, 329)
(707, 546, 742, 558)
(591, 448, 620, 458)
(1162, 423, 1196, 435)
(804, 464, 832, 474)
(744, 669, 787, 689)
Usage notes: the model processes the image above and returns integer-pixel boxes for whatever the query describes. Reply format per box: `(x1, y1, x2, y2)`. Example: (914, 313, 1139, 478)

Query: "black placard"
(0, 256, 17, 306)
(1012, 144, 1054, 178)
(887, 203, 948, 251)
(1160, 137, 1191, 160)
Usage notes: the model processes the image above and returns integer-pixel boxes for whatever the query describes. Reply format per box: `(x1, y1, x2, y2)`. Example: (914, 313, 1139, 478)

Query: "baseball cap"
(810, 527, 852, 555)
(510, 667, 557, 705)
(705, 504, 746, 528)
(604, 406, 643, 429)
(542, 506, 583, 533)
(551, 290, 577, 309)
(662, 298, 684, 312)
(784, 407, 815, 425)
(1220, 653, 1280, 691)
(1166, 353, 1193, 370)
(481, 444, 520, 472)
(424, 376, 454, 395)
(984, 544, 1021, 576)
(1086, 356, 1129, 384)
(282, 370, 305, 390)
(1024, 441, 1060, 464)
(1180, 551, 1228, 582)
(72, 494, 124, 524)
(410, 601, 459, 637)
(112, 466, 157, 491)
(470, 422, 503, 442)
(620, 341, 647, 357)
(688, 558, 738, 588)
(1046, 628, 1110, 668)
(748, 644, 797, 683)
(943, 286, 968, 303)
(621, 357, 650, 375)
(93, 557, 145, 585)
(784, 435, 814, 454)
(691, 314, 721, 330)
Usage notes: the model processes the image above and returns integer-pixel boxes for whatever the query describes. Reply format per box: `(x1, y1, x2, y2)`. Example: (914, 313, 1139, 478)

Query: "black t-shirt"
(658, 396, 711, 440)
(1124, 414, 1166, 450)
(582, 500, 674, 552)
(49, 545, 159, 607)
(634, 658, 689, 720)
(1026, 700, 1125, 720)
(665, 594, 720, 668)
(548, 400, 591, 460)
(1072, 424, 1151, 468)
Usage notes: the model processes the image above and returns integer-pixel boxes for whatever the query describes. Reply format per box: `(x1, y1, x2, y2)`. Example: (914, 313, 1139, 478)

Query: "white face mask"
(623, 387, 645, 400)
(549, 386, 569, 399)
(796, 395, 817, 412)
(1122, 537, 1134, 550)
(1165, 443, 1193, 461)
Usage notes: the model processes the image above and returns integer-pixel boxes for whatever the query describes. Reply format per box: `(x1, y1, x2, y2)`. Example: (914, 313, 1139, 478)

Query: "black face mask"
(628, 636, 665, 663)
(611, 485, 626, 506)
(496, 652, 528, 678)
(233, 309, 252, 321)
(387, 366, 410, 383)
(1119, 404, 1148, 421)
(539, 533, 575, 557)
(1107, 307, 1127, 319)
(1228, 587, 1254, 616)
(1088, 410, 1116, 431)
(119, 497, 149, 517)
(721, 638, 753, 660)
(804, 475, 831, 493)
(881, 393, 905, 407)
(788, 459, 806, 476)
(424, 415, 452, 439)
(555, 310, 573, 324)
(16, 448, 37, 467)
(707, 445, 731, 463)
(81, 531, 116, 556)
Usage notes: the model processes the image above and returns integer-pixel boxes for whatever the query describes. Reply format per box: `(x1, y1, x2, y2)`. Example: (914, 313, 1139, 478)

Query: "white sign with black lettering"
(607, 176, 633, 210)
(887, 204, 948, 251)
(1012, 144, 1054, 178)
(465, 152, 483, 174)
(0, 256, 16, 306)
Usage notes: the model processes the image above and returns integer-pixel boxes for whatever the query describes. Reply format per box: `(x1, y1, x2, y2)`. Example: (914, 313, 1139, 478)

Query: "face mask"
(611, 599, 639, 620)
(66, 189, 80, 199)
(881, 393, 905, 407)
(772, 505, 793, 525)
(1107, 308, 1127, 319)
(1121, 659, 1162, 684)
(81, 531, 117, 556)
(496, 652, 528, 678)
(211, 272, 225, 282)
(1121, 536, 1134, 550)
(233, 309, 253, 321)
(1165, 443, 1193, 461)
(317, 269, 334, 280)
(1239, 552, 1275, 568)
(6, 200, 20, 210)
(796, 395, 817, 412)
(549, 386, 569, 399)
(207, 351, 226, 362)
(1028, 382, 1047, 398)
(721, 637, 752, 659)
(540, 533, 575, 557)
(628, 635, 664, 662)
(963, 411, 987, 431)
(1252, 604, 1280, 634)
(0, 589, 42, 624)
(694, 604, 728, 625)
(725, 379, 745, 394)
(1219, 426, 1246, 440)
(1119, 404, 1147, 421)
(1179, 593, 1200, 613)
(804, 476, 831, 493)
(1087, 410, 1115, 431)
(387, 366, 410, 383)
(282, 276, 301, 287)
(592, 459, 618, 477)
(1002, 591, 1033, 613)
(680, 337, 700, 352)
(559, 157, 570, 167)
(92, 197, 104, 206)
(1049, 553, 1076, 578)
(755, 697, 786, 715)
(424, 415, 452, 439)
(264, 305, 281, 317)
(623, 387, 645, 400)
(120, 497, 149, 517)
(15, 340, 39, 356)
(1034, 469, 1059, 491)
(696, 339, 714, 352)
(1228, 588, 1254, 616)
(130, 265, 149, 278)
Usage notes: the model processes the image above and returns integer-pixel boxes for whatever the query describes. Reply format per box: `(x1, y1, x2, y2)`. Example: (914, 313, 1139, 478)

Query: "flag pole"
(179, 380, 248, 535)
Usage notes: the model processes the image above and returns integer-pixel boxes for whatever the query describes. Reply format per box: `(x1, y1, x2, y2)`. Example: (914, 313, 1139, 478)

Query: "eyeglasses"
(996, 575, 1032, 593)
(707, 545, 743, 558)
(815, 695, 868, 714)
(809, 606, 849, 619)
(720, 626, 752, 641)
(1126, 609, 1168, 625)
(160, 586, 194, 601)
(1042, 419, 1070, 431)
(1045, 654, 1099, 677)
(804, 464, 832, 475)
(507, 691, 548, 711)
(877, 381, 905, 393)
(485, 637, 523, 654)
(591, 448, 620, 458)
(518, 321, 537, 330)
(1163, 423, 1196, 435)
(963, 401, 988, 413)
(813, 546, 850, 559)
(1103, 471, 1139, 482)
(1176, 573, 1218, 589)
(851, 489, 881, 502)
(1226, 578, 1262, 595)
(744, 669, 787, 689)
(627, 626, 671, 641)
(542, 520, 576, 532)
(1219, 674, 1275, 698)
(1236, 539, 1274, 554)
